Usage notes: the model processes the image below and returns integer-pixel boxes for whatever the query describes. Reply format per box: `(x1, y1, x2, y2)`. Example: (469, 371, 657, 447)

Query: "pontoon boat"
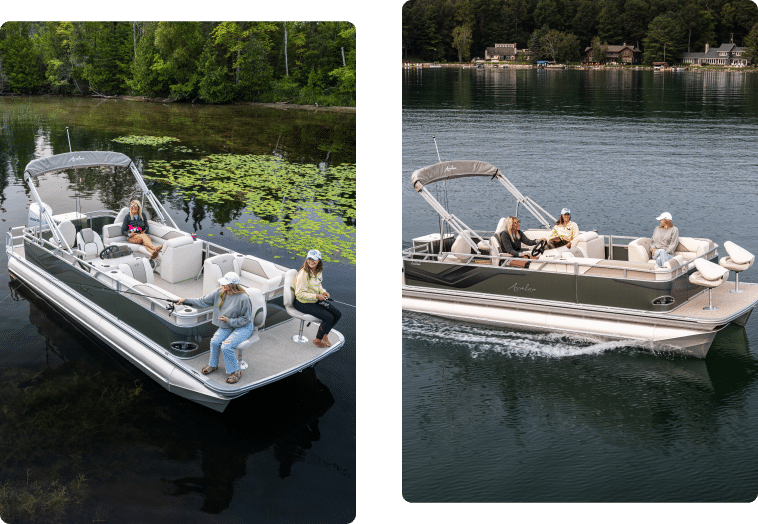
(402, 160, 758, 358)
(6, 151, 345, 411)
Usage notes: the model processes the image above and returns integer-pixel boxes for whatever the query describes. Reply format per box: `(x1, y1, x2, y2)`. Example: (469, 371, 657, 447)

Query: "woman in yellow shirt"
(547, 208, 579, 249)
(293, 249, 342, 348)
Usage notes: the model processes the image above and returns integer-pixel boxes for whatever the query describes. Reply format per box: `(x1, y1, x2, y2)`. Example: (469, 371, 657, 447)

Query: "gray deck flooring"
(666, 282, 758, 321)
(182, 320, 343, 390)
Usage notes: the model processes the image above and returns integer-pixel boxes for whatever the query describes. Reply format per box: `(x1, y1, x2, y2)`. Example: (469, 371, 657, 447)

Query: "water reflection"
(1, 280, 335, 520)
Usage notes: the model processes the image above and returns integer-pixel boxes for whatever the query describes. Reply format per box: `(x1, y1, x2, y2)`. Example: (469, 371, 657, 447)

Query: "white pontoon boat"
(402, 160, 758, 358)
(6, 151, 345, 412)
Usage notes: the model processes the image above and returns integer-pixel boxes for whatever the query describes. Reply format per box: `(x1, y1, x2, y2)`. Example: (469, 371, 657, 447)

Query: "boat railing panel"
(403, 242, 696, 281)
(19, 230, 214, 327)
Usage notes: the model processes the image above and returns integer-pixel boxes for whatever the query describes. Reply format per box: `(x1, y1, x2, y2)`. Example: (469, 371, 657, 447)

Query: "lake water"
(0, 96, 355, 523)
(402, 68, 758, 503)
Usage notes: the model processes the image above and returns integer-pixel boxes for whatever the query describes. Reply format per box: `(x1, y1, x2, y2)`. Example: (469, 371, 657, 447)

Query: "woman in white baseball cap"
(547, 208, 579, 249)
(176, 271, 252, 384)
(650, 212, 679, 267)
(292, 249, 342, 348)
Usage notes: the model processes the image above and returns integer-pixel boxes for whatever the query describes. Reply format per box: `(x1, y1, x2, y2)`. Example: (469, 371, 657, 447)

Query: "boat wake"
(402, 312, 648, 359)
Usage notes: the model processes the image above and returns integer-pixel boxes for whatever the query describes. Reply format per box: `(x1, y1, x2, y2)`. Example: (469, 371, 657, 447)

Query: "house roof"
(682, 43, 745, 59)
(584, 44, 641, 53)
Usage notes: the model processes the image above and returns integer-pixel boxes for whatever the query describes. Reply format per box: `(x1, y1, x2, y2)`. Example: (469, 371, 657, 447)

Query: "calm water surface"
(403, 68, 758, 502)
(0, 97, 355, 523)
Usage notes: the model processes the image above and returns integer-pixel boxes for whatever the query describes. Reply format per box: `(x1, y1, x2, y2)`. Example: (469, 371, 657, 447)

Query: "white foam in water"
(403, 312, 648, 359)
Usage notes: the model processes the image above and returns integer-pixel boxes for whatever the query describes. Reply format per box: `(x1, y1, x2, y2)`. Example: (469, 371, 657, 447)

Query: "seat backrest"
(628, 238, 651, 263)
(495, 217, 508, 234)
(283, 269, 297, 307)
(203, 253, 242, 294)
(724, 241, 755, 266)
(248, 288, 267, 328)
(694, 257, 728, 281)
(449, 231, 474, 262)
(77, 228, 104, 258)
(117, 257, 154, 284)
(208, 253, 240, 276)
(114, 207, 130, 225)
(57, 220, 77, 249)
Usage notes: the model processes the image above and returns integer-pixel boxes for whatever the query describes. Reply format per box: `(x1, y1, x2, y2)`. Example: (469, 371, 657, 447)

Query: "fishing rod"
(64, 280, 181, 314)
(326, 297, 355, 308)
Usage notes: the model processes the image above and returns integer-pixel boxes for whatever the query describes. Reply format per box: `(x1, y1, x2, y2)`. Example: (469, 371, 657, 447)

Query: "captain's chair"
(76, 228, 105, 260)
(283, 269, 321, 343)
(203, 253, 242, 295)
(117, 257, 155, 284)
(233, 289, 267, 368)
(719, 241, 754, 293)
(689, 258, 729, 311)
(56, 219, 77, 250)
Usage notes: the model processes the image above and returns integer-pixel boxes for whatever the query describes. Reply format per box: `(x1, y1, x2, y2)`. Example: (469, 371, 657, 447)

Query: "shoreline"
(402, 62, 757, 72)
(0, 93, 355, 113)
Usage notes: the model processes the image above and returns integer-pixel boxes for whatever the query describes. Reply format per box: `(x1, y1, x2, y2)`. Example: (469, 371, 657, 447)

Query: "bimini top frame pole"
(23, 151, 179, 252)
(411, 160, 556, 247)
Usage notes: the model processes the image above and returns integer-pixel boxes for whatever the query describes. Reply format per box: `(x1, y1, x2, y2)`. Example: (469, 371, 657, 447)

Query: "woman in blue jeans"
(177, 271, 253, 384)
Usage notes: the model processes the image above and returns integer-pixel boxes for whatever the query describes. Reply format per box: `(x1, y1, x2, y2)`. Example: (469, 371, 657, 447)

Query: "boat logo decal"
(444, 165, 457, 172)
(68, 155, 85, 163)
(508, 282, 537, 293)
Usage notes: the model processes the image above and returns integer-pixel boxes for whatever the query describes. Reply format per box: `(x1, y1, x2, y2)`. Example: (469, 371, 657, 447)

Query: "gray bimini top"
(23, 151, 133, 178)
(411, 160, 502, 192)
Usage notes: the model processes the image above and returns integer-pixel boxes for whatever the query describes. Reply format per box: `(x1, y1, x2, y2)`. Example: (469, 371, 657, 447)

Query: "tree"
(0, 22, 44, 93)
(528, 28, 544, 63)
(597, 0, 623, 44)
(744, 21, 758, 63)
(622, 0, 651, 48)
(590, 36, 609, 63)
(572, 0, 600, 48)
(556, 32, 581, 62)
(502, 0, 530, 46)
(534, 0, 564, 31)
(452, 24, 473, 62)
(540, 28, 563, 60)
(643, 11, 686, 64)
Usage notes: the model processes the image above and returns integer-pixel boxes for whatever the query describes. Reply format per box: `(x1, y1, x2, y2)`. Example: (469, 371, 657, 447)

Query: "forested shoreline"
(403, 0, 758, 65)
(0, 22, 356, 106)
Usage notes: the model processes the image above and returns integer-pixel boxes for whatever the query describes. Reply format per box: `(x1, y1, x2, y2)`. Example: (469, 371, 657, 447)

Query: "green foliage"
(403, 0, 758, 63)
(0, 21, 355, 105)
(111, 135, 180, 146)
(142, 153, 356, 263)
(643, 11, 687, 64)
(0, 22, 45, 93)
(745, 22, 758, 62)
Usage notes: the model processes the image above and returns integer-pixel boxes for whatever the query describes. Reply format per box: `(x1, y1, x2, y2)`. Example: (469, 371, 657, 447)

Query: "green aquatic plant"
(144, 154, 356, 263)
(111, 135, 181, 146)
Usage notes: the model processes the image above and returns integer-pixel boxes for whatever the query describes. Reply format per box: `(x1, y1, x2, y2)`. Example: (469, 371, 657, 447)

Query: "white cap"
(656, 212, 672, 221)
(307, 249, 322, 260)
(218, 271, 240, 286)
(560, 208, 571, 215)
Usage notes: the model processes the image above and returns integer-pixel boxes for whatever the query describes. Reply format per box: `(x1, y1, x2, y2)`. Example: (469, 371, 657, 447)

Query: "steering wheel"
(531, 240, 547, 258)
(99, 245, 118, 259)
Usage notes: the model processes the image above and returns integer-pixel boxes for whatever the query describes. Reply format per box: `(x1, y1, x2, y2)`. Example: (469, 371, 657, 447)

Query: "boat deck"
(183, 320, 344, 391)
(667, 281, 758, 322)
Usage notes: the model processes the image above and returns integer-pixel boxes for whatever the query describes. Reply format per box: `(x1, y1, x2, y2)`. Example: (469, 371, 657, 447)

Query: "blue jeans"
(209, 324, 255, 373)
(653, 248, 674, 267)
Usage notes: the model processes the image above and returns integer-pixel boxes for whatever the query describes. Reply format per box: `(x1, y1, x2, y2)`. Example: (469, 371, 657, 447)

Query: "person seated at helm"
(498, 216, 541, 259)
(547, 208, 579, 249)
(650, 212, 679, 267)
(121, 199, 162, 260)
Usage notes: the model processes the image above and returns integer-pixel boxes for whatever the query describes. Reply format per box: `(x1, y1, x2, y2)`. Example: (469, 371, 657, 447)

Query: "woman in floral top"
(293, 249, 342, 348)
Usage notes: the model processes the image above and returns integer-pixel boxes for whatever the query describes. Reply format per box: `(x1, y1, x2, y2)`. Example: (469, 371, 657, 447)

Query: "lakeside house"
(682, 43, 750, 67)
(583, 44, 641, 65)
(484, 43, 529, 62)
